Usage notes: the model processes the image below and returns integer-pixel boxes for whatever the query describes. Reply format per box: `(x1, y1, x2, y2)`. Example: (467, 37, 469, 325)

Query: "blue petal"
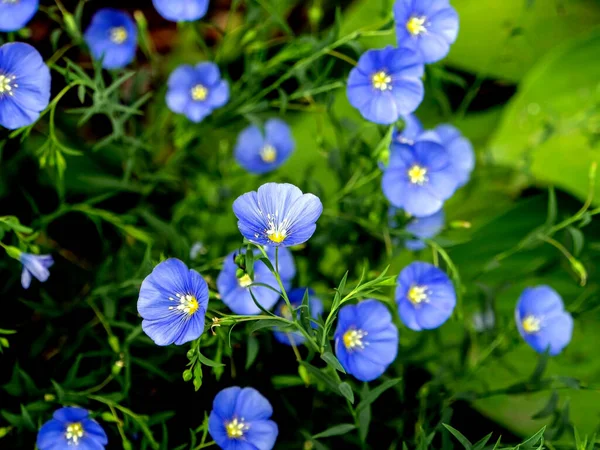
(84, 9, 137, 70)
(166, 89, 190, 114)
(265, 119, 294, 160)
(234, 124, 265, 173)
(283, 193, 323, 247)
(81, 419, 108, 445)
(20, 253, 53, 283)
(208, 411, 229, 449)
(398, 300, 422, 331)
(141, 316, 192, 346)
(212, 386, 241, 419)
(77, 435, 107, 450)
(235, 387, 273, 421)
(526, 312, 573, 356)
(345, 351, 388, 382)
(21, 268, 32, 289)
(184, 102, 212, 123)
(405, 209, 445, 240)
(195, 62, 221, 86)
(167, 65, 197, 89)
(0, 0, 38, 32)
(36, 419, 66, 450)
(382, 168, 408, 208)
(354, 300, 394, 333)
(393, 114, 424, 144)
(389, 78, 424, 116)
(53, 407, 89, 423)
(206, 80, 229, 108)
(233, 191, 270, 246)
(153, 0, 209, 22)
(517, 286, 565, 318)
(402, 184, 444, 217)
(244, 420, 278, 450)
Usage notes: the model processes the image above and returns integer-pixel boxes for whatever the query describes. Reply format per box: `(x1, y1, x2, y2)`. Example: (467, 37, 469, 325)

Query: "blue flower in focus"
(394, 0, 459, 63)
(405, 209, 445, 250)
(137, 258, 209, 346)
(166, 62, 229, 123)
(235, 119, 295, 175)
(420, 124, 475, 187)
(0, 0, 38, 32)
(273, 288, 324, 346)
(0, 43, 51, 130)
(20, 253, 53, 289)
(84, 9, 137, 70)
(208, 386, 278, 450)
(233, 182, 323, 247)
(153, 0, 209, 22)
(265, 246, 296, 289)
(334, 300, 399, 382)
(37, 407, 108, 450)
(392, 114, 423, 145)
(382, 139, 459, 217)
(347, 46, 424, 125)
(515, 286, 573, 355)
(217, 249, 280, 315)
(395, 261, 456, 331)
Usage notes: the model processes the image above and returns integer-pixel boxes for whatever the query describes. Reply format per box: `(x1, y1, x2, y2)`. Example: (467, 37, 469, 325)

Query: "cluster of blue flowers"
(1, 0, 576, 448)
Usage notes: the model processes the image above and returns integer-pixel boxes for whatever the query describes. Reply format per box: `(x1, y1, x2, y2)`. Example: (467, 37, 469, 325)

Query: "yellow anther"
(191, 84, 208, 101)
(406, 16, 427, 36)
(408, 165, 428, 185)
(408, 285, 428, 305)
(110, 26, 128, 44)
(372, 71, 392, 91)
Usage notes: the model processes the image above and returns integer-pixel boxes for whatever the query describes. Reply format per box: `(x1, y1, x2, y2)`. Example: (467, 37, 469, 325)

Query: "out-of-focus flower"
(153, 0, 209, 22)
(233, 183, 323, 247)
(334, 300, 399, 382)
(382, 140, 459, 217)
(392, 114, 424, 145)
(137, 258, 209, 346)
(0, 43, 51, 130)
(394, 0, 459, 63)
(404, 209, 445, 250)
(265, 246, 296, 289)
(166, 62, 229, 123)
(37, 407, 108, 450)
(347, 46, 424, 125)
(84, 8, 138, 70)
(515, 286, 573, 355)
(273, 288, 323, 346)
(235, 119, 295, 174)
(20, 253, 53, 289)
(0, 0, 38, 32)
(190, 241, 206, 259)
(208, 386, 278, 450)
(396, 261, 456, 330)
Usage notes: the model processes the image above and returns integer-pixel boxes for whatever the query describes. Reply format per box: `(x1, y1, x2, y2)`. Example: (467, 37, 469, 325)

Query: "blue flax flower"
(396, 261, 456, 331)
(167, 62, 229, 123)
(273, 288, 323, 346)
(20, 253, 53, 289)
(233, 182, 323, 247)
(392, 114, 423, 145)
(515, 286, 573, 355)
(405, 209, 445, 250)
(137, 258, 209, 346)
(153, 0, 209, 22)
(347, 45, 424, 125)
(420, 124, 474, 187)
(334, 300, 399, 382)
(0, 42, 51, 130)
(84, 9, 137, 70)
(265, 246, 296, 289)
(0, 0, 38, 32)
(382, 139, 459, 217)
(394, 0, 459, 63)
(217, 249, 280, 315)
(209, 386, 278, 450)
(37, 407, 108, 450)
(235, 119, 295, 175)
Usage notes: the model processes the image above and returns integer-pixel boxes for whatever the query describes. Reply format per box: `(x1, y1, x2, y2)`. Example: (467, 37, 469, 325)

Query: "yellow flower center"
(169, 293, 200, 316)
(238, 274, 253, 288)
(226, 418, 247, 439)
(408, 164, 428, 185)
(191, 84, 208, 101)
(65, 422, 84, 444)
(0, 74, 17, 96)
(260, 144, 277, 163)
(372, 71, 392, 91)
(522, 315, 541, 334)
(408, 285, 428, 305)
(265, 212, 290, 244)
(406, 16, 427, 36)
(110, 26, 128, 44)
(343, 329, 367, 350)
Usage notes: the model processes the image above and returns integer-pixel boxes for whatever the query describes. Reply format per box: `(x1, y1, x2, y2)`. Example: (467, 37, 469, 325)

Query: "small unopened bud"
(450, 220, 472, 229)
(235, 268, 246, 279)
(183, 370, 193, 382)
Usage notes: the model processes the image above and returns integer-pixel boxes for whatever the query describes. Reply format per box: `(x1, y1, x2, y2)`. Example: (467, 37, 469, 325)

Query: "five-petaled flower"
(233, 182, 323, 247)
(166, 62, 229, 123)
(153, 0, 210, 22)
(36, 407, 108, 450)
(20, 252, 53, 289)
(395, 261, 456, 331)
(347, 45, 424, 125)
(235, 119, 295, 175)
(0, 42, 51, 130)
(84, 8, 138, 70)
(217, 249, 281, 315)
(394, 0, 460, 63)
(273, 288, 324, 347)
(208, 386, 278, 450)
(515, 285, 573, 355)
(0, 0, 38, 32)
(137, 258, 209, 346)
(334, 300, 399, 382)
(382, 139, 459, 217)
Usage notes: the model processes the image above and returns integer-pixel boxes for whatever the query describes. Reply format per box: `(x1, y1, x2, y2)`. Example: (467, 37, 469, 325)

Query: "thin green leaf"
(312, 423, 356, 439)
